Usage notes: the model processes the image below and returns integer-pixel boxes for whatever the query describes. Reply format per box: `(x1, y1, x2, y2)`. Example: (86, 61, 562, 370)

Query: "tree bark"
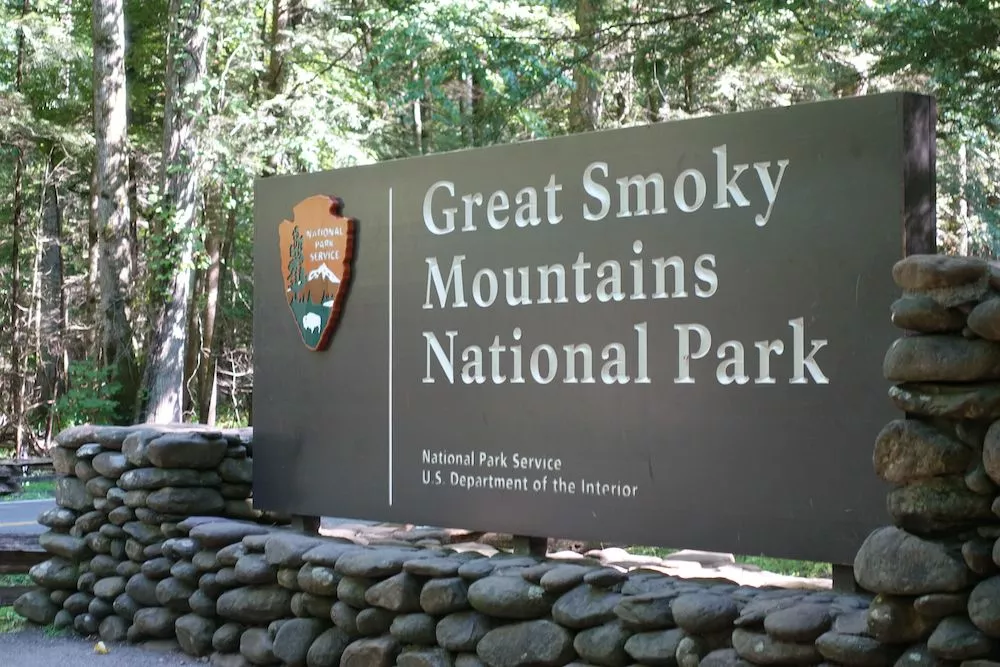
(10, 0, 28, 455)
(197, 190, 224, 423)
(569, 0, 601, 133)
(142, 0, 207, 424)
(93, 0, 139, 423)
(38, 156, 65, 443)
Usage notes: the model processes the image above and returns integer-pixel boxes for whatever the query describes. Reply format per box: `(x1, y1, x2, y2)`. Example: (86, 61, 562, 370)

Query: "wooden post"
(511, 535, 547, 557)
(291, 514, 321, 536)
(831, 563, 860, 592)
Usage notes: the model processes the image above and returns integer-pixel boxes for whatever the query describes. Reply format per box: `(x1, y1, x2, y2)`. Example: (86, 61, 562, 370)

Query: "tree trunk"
(10, 0, 28, 455)
(93, 0, 139, 423)
(569, 0, 601, 133)
(143, 0, 207, 424)
(38, 156, 65, 443)
(197, 191, 224, 423)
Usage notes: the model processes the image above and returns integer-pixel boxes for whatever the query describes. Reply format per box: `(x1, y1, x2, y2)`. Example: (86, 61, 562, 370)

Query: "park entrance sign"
(252, 92, 936, 564)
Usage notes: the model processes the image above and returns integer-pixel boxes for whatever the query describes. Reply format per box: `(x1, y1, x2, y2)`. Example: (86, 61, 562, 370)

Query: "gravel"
(0, 627, 205, 666)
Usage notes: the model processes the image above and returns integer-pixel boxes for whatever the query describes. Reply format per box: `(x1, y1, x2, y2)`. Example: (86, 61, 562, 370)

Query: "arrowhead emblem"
(278, 195, 357, 351)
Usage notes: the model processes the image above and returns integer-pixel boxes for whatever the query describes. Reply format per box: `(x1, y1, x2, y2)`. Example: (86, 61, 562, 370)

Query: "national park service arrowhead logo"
(278, 195, 356, 351)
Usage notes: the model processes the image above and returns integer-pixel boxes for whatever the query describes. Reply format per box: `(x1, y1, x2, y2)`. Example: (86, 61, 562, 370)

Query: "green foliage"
(53, 360, 123, 430)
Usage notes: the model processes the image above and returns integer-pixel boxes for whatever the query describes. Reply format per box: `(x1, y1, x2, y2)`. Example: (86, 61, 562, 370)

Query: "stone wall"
(851, 254, 1000, 658)
(13, 252, 1000, 667)
(12, 423, 286, 639)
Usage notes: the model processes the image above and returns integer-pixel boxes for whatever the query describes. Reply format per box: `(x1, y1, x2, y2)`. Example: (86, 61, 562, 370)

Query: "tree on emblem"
(288, 226, 305, 288)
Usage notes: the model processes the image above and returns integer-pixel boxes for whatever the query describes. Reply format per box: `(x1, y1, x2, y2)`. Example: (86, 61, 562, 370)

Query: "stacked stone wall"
(850, 254, 1000, 660)
(12, 423, 286, 640)
(14, 253, 1000, 667)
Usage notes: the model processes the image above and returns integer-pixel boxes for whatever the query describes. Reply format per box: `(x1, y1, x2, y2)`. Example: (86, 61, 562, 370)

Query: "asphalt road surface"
(0, 499, 53, 535)
(0, 628, 202, 666)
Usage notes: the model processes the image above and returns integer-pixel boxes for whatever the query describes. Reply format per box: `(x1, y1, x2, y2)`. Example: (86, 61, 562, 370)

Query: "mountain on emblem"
(278, 195, 357, 351)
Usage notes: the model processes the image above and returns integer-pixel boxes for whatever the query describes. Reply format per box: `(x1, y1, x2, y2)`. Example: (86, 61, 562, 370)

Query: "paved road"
(0, 627, 201, 666)
(0, 499, 53, 535)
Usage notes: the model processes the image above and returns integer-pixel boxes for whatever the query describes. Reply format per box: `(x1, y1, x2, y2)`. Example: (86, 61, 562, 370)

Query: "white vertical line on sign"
(388, 187, 394, 507)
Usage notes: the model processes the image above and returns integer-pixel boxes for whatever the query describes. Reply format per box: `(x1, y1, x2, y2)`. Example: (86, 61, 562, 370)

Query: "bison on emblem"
(278, 195, 357, 351)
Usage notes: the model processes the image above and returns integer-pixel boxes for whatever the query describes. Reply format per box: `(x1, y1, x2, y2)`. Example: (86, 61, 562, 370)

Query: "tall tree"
(93, 0, 139, 423)
(143, 0, 208, 423)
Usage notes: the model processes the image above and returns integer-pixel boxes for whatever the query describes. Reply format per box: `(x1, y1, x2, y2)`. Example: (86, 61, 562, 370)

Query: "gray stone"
(468, 575, 555, 620)
(124, 520, 164, 545)
(437, 611, 498, 652)
(391, 613, 438, 645)
(969, 576, 1000, 637)
(306, 628, 351, 667)
(51, 446, 78, 475)
(356, 607, 396, 636)
(162, 537, 199, 559)
(478, 619, 575, 667)
(584, 568, 629, 588)
(55, 424, 135, 450)
(967, 464, 997, 496)
(118, 467, 220, 490)
(874, 419, 972, 484)
(398, 647, 454, 667)
(176, 613, 216, 657)
(13, 590, 59, 625)
(302, 541, 361, 567)
(422, 577, 470, 615)
(76, 443, 103, 458)
(733, 628, 822, 665)
(331, 601, 360, 636)
(854, 526, 974, 595)
(99, 614, 129, 642)
(146, 432, 228, 469)
(539, 565, 594, 593)
(39, 532, 91, 561)
(212, 623, 244, 653)
(189, 520, 271, 548)
(341, 636, 400, 667)
(156, 576, 195, 611)
(272, 618, 327, 666)
(55, 477, 91, 511)
(92, 451, 130, 479)
(614, 590, 677, 630)
(264, 533, 326, 568)
(891, 296, 966, 333)
(983, 421, 1000, 485)
(39, 507, 78, 531)
(133, 607, 182, 639)
(125, 573, 161, 606)
(209, 651, 253, 667)
(240, 627, 277, 665)
(893, 255, 987, 291)
(553, 583, 623, 630)
(112, 593, 140, 620)
(218, 543, 247, 567)
(969, 299, 1000, 340)
(887, 476, 994, 532)
(93, 576, 127, 600)
(671, 592, 737, 634)
(146, 486, 225, 515)
(29, 557, 79, 590)
(366, 571, 424, 612)
(170, 560, 200, 585)
(337, 575, 373, 608)
(405, 556, 462, 577)
(190, 589, 217, 617)
(624, 628, 685, 666)
(574, 620, 632, 667)
(335, 548, 418, 577)
(884, 336, 1000, 383)
(219, 457, 252, 484)
(700, 648, 753, 667)
(927, 616, 998, 661)
(889, 383, 1000, 421)
(217, 585, 293, 624)
(815, 630, 899, 666)
(763, 603, 832, 642)
(74, 613, 99, 635)
(297, 563, 339, 596)
(235, 553, 278, 585)
(867, 595, 933, 644)
(140, 557, 172, 580)
(85, 475, 115, 498)
(913, 592, 968, 620)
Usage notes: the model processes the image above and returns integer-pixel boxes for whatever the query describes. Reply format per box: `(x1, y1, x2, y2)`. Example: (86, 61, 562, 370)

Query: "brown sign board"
(252, 92, 936, 564)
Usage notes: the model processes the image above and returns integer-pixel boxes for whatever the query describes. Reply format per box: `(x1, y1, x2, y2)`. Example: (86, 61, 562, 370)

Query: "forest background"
(0, 0, 997, 456)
